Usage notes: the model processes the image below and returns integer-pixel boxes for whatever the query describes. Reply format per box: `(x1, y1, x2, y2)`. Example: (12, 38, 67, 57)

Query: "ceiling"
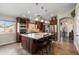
(0, 3, 76, 20)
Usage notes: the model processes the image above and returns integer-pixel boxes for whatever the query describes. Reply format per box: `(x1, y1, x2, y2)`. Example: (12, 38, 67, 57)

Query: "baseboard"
(74, 41, 79, 53)
(0, 41, 16, 46)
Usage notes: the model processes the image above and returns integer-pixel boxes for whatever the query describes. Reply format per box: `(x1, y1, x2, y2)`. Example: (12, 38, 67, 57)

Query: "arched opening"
(59, 17, 74, 43)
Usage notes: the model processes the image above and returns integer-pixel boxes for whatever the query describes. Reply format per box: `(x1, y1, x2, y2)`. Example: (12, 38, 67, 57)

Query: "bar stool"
(36, 36, 52, 55)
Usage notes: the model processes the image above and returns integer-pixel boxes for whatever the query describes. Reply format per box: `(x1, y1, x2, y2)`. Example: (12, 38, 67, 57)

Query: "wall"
(0, 33, 16, 45)
(0, 16, 16, 46)
(74, 4, 79, 53)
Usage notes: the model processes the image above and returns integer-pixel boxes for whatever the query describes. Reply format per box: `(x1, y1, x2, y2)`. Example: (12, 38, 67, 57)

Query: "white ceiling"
(0, 3, 76, 20)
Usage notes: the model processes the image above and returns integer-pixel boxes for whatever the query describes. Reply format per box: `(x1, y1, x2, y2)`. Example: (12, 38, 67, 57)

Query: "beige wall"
(74, 4, 79, 53)
(0, 33, 16, 45)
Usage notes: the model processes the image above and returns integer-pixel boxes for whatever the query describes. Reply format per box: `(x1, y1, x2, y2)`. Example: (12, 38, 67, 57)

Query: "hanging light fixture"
(35, 18, 39, 21)
(41, 19, 44, 22)
(45, 21, 48, 23)
(45, 21, 49, 24)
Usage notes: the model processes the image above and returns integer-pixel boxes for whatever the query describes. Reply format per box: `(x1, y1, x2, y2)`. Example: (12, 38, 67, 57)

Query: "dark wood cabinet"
(21, 33, 53, 54)
(49, 16, 58, 41)
(50, 16, 57, 25)
(69, 31, 74, 42)
(16, 17, 30, 42)
(21, 36, 27, 49)
(35, 21, 45, 32)
(21, 36, 36, 54)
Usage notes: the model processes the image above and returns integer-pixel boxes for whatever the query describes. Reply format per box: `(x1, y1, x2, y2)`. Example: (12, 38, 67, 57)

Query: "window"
(0, 20, 16, 33)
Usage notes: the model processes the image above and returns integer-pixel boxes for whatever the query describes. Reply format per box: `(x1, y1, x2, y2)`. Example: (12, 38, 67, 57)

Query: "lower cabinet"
(21, 36, 27, 50)
(21, 36, 36, 54)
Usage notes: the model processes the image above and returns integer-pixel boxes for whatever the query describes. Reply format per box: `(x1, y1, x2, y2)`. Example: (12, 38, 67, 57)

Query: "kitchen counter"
(21, 33, 53, 54)
(21, 33, 52, 40)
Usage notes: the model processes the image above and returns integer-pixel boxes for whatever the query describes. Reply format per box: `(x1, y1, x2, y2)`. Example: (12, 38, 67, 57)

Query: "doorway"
(59, 17, 74, 43)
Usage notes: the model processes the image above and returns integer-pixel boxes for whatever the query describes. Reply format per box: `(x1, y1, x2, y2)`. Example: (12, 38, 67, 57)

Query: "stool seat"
(35, 36, 52, 55)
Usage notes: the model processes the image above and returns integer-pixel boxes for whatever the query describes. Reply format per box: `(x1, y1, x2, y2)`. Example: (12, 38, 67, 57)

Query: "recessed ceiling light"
(41, 6, 44, 9)
(35, 3, 39, 6)
(45, 9, 48, 12)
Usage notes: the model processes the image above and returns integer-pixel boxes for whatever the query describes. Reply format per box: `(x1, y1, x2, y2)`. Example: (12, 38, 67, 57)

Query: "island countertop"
(21, 33, 54, 54)
(21, 33, 53, 40)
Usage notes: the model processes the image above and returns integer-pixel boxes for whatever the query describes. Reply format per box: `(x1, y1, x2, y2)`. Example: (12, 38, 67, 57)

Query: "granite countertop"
(21, 33, 53, 40)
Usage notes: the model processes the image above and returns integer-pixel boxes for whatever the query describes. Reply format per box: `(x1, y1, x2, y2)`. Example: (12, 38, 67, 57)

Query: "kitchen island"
(21, 33, 53, 54)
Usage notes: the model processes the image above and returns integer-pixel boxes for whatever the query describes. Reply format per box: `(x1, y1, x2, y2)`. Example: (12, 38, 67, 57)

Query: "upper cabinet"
(35, 21, 45, 32)
(50, 16, 57, 25)
(16, 17, 30, 34)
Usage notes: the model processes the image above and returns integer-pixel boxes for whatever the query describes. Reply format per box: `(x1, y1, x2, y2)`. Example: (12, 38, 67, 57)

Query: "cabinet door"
(21, 36, 27, 50)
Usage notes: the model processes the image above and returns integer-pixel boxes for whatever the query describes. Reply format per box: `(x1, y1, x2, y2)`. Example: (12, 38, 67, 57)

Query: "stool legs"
(39, 43, 52, 55)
